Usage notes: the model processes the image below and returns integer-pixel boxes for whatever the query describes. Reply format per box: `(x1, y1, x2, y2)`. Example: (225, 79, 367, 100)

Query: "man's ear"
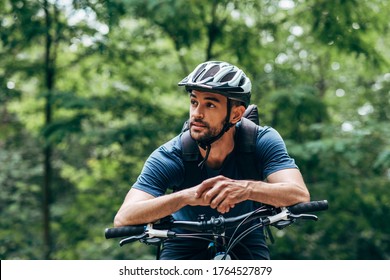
(230, 105, 245, 124)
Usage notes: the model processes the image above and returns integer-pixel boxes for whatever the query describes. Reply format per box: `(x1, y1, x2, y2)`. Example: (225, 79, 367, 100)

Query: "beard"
(189, 119, 224, 142)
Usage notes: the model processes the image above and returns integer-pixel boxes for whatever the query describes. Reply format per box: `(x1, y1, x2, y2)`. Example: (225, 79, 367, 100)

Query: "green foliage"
(281, 120, 390, 259)
(1, 0, 389, 260)
(268, 85, 328, 141)
(0, 129, 43, 259)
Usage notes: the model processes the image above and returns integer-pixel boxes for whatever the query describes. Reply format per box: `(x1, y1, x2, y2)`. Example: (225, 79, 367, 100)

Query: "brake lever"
(272, 220, 295, 230)
(288, 213, 318, 221)
(140, 237, 163, 246)
(119, 233, 147, 246)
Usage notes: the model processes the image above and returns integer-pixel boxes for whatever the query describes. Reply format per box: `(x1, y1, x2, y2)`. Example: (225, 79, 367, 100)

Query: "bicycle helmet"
(178, 61, 251, 107)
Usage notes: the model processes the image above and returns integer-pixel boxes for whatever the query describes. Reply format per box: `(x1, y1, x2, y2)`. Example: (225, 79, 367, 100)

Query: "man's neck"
(199, 127, 236, 169)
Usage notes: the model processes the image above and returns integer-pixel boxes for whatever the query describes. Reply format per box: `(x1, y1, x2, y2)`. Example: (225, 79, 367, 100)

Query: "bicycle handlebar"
(105, 225, 145, 239)
(288, 200, 328, 214)
(105, 200, 328, 240)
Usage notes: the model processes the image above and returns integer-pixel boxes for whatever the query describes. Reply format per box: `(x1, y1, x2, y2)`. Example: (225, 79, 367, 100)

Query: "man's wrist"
(175, 189, 193, 208)
(247, 180, 264, 201)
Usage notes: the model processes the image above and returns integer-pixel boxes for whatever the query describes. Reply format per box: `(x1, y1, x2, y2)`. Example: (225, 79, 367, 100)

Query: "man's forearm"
(114, 185, 208, 227)
(114, 191, 186, 226)
(251, 168, 310, 207)
(247, 180, 310, 207)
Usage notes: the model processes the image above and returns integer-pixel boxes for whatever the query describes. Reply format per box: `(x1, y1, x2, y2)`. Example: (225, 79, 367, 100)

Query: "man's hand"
(195, 175, 251, 214)
(182, 185, 211, 207)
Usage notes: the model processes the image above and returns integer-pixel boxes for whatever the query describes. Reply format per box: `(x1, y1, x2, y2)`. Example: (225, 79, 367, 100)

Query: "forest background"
(1, 0, 389, 260)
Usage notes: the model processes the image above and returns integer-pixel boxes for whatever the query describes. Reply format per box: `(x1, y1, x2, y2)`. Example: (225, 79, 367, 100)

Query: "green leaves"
(307, 0, 386, 65)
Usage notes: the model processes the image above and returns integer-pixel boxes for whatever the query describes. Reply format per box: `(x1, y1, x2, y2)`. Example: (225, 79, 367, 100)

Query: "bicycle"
(105, 200, 328, 260)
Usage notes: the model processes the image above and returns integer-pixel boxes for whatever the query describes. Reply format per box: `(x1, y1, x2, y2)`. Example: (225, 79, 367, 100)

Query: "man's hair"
(230, 99, 246, 108)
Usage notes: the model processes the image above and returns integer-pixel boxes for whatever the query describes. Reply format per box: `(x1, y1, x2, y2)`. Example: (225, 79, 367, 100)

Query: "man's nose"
(192, 106, 204, 119)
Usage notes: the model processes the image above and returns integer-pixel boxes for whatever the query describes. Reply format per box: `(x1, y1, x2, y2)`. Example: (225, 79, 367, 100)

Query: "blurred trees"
(0, 0, 389, 260)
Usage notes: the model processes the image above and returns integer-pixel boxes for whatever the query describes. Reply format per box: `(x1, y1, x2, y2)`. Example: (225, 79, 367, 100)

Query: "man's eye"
(207, 103, 216, 108)
(191, 100, 198, 106)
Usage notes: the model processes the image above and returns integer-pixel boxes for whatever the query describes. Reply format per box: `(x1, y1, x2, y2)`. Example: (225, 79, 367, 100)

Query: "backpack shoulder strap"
(242, 104, 260, 125)
(179, 130, 203, 189)
(235, 117, 262, 180)
(236, 117, 258, 153)
(181, 130, 199, 162)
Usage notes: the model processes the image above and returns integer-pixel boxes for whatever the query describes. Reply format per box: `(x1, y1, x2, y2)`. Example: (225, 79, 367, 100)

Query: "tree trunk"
(42, 0, 55, 260)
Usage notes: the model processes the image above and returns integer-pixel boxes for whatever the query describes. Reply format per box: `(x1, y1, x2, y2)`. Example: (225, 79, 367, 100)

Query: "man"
(114, 61, 310, 259)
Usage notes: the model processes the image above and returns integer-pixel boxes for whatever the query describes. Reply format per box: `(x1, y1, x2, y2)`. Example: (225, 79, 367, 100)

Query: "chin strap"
(197, 99, 233, 169)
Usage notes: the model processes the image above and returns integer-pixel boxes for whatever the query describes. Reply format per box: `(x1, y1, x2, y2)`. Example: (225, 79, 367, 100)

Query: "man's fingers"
(217, 203, 235, 214)
(195, 176, 220, 198)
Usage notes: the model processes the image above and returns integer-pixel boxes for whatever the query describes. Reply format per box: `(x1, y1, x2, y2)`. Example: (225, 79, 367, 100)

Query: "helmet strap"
(197, 99, 233, 169)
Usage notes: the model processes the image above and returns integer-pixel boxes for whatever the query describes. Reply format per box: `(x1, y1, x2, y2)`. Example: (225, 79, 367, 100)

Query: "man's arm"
(196, 168, 310, 214)
(114, 186, 208, 227)
(249, 168, 310, 206)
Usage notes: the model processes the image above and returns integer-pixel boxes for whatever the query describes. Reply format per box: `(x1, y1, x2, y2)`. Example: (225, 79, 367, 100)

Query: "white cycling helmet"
(178, 61, 251, 107)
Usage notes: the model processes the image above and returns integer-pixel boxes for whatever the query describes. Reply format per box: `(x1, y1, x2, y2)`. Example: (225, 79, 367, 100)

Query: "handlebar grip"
(288, 200, 328, 214)
(105, 225, 145, 239)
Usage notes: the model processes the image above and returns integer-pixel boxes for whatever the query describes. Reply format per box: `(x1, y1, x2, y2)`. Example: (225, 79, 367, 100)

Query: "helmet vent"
(238, 76, 246, 86)
(193, 64, 207, 82)
(202, 65, 220, 80)
(220, 71, 236, 82)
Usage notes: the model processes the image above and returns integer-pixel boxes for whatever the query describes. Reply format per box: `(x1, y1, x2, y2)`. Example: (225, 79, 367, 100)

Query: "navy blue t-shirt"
(132, 122, 297, 259)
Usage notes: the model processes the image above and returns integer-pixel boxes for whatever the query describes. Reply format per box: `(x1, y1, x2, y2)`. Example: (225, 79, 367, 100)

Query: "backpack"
(178, 104, 262, 190)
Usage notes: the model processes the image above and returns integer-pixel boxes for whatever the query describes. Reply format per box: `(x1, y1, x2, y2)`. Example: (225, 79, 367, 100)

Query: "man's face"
(189, 90, 228, 142)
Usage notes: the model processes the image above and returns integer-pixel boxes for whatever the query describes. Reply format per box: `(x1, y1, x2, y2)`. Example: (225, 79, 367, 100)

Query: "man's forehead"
(190, 90, 226, 102)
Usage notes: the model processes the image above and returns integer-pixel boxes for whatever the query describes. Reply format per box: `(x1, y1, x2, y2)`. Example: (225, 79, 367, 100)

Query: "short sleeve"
(132, 136, 185, 197)
(255, 127, 297, 179)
